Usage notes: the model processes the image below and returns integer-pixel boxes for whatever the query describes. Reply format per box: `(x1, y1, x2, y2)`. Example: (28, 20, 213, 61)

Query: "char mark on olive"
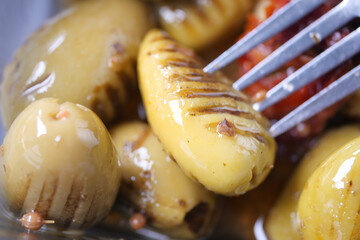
(13, 176, 31, 215)
(60, 177, 84, 228)
(150, 34, 172, 43)
(81, 193, 97, 228)
(159, 44, 196, 58)
(178, 88, 248, 102)
(236, 129, 266, 144)
(158, 47, 178, 53)
(190, 105, 255, 120)
(35, 176, 59, 219)
(169, 72, 217, 83)
(163, 58, 201, 69)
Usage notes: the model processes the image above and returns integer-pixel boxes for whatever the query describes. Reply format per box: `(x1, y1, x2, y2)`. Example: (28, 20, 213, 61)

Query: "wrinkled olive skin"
(297, 135, 360, 240)
(138, 29, 276, 196)
(156, 0, 252, 50)
(1, 0, 153, 129)
(110, 122, 217, 239)
(0, 98, 121, 229)
(266, 125, 360, 240)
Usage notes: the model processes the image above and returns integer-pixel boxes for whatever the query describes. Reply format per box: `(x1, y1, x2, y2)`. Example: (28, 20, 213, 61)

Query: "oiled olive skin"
(110, 122, 217, 239)
(1, 0, 153, 129)
(157, 0, 252, 50)
(138, 29, 276, 196)
(266, 125, 360, 240)
(298, 135, 360, 240)
(0, 98, 121, 229)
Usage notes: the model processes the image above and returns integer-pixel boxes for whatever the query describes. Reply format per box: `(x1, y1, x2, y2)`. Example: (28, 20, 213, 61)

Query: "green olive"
(0, 98, 121, 229)
(266, 125, 360, 240)
(110, 122, 217, 239)
(156, 0, 252, 50)
(138, 29, 276, 196)
(1, 0, 154, 129)
(298, 135, 360, 239)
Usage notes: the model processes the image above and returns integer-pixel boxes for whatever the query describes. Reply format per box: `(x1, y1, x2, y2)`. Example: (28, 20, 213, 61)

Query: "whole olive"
(0, 98, 121, 229)
(1, 0, 154, 129)
(156, 0, 252, 50)
(110, 122, 217, 239)
(266, 125, 360, 240)
(138, 29, 276, 196)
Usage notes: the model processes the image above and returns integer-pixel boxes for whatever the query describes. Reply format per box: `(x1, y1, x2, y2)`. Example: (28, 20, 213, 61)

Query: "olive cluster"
(0, 0, 255, 239)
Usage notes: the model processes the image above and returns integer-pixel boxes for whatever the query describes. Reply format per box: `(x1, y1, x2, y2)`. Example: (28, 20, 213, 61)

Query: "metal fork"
(204, 0, 360, 137)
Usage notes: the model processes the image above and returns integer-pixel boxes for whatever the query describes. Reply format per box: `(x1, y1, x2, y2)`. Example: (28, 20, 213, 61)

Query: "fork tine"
(253, 26, 360, 112)
(203, 0, 326, 74)
(233, 0, 355, 91)
(270, 64, 360, 137)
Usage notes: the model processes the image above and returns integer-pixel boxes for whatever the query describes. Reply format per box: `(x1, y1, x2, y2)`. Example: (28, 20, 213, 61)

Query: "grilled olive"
(138, 29, 276, 196)
(266, 125, 360, 240)
(0, 98, 121, 229)
(110, 122, 217, 239)
(298, 135, 360, 239)
(156, 0, 252, 50)
(1, 0, 153, 129)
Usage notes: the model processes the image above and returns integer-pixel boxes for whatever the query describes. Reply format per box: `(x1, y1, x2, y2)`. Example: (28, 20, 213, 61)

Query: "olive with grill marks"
(0, 98, 121, 229)
(138, 29, 276, 196)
